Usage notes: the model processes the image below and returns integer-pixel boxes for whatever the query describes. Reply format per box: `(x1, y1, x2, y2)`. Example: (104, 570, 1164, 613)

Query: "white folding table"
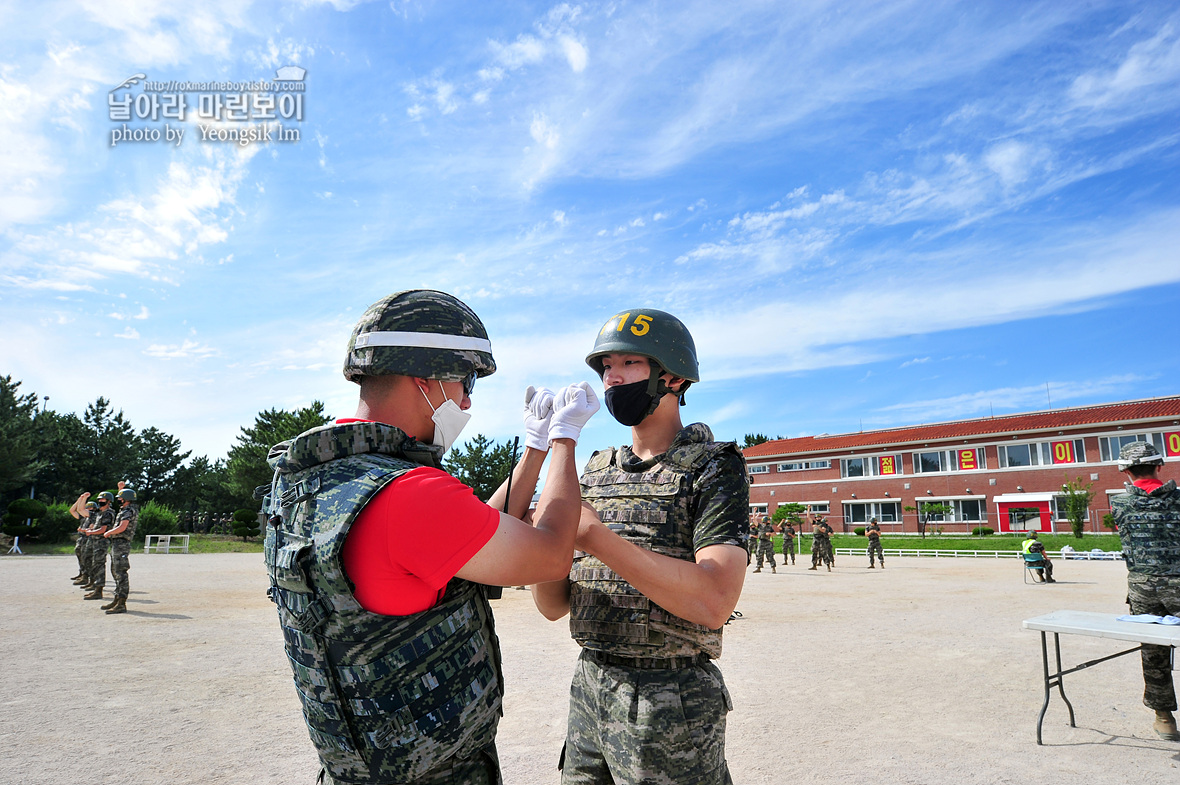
(1022, 610, 1180, 744)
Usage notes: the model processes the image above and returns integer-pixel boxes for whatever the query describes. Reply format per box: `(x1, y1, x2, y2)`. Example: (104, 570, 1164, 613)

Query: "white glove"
(549, 381, 601, 444)
(523, 386, 555, 451)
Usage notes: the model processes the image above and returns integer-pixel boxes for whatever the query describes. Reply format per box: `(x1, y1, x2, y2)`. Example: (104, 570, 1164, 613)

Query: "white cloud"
(114, 327, 140, 340)
(490, 34, 547, 70)
(900, 357, 930, 368)
(559, 36, 588, 72)
(530, 113, 560, 149)
(552, 210, 567, 225)
(143, 340, 219, 359)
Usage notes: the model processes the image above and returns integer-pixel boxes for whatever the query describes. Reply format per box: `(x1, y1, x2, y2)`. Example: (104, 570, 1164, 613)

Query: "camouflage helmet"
(585, 308, 699, 382)
(96, 492, 115, 505)
(117, 488, 137, 502)
(343, 290, 496, 384)
(85, 501, 98, 511)
(1118, 441, 1165, 471)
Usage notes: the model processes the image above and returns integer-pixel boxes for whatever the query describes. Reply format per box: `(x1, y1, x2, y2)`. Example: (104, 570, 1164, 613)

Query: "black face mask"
(605, 379, 658, 426)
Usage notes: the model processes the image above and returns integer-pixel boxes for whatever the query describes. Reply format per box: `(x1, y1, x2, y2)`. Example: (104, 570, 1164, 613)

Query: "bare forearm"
(485, 447, 546, 519)
(581, 527, 744, 629)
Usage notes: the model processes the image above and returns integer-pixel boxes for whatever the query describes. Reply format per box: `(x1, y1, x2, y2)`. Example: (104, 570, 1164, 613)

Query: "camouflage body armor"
(1112, 480, 1180, 576)
(570, 424, 737, 659)
(112, 505, 138, 539)
(263, 421, 502, 784)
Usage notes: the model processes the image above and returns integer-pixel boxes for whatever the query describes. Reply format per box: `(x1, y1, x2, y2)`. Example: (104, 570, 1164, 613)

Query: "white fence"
(832, 548, 1122, 560)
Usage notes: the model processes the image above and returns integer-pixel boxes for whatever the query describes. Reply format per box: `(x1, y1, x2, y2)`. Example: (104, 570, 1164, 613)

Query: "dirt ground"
(3, 551, 1179, 785)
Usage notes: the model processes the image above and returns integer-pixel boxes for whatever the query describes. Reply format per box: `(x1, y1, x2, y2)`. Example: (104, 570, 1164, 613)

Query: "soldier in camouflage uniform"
(809, 515, 833, 571)
(101, 483, 138, 614)
(532, 308, 749, 785)
(263, 289, 597, 785)
(781, 521, 796, 565)
(866, 518, 884, 569)
(1111, 442, 1180, 742)
(82, 492, 115, 598)
(752, 515, 776, 573)
(68, 495, 97, 582)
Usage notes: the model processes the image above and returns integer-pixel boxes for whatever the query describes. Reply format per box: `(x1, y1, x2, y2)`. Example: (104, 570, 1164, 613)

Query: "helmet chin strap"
(645, 365, 683, 416)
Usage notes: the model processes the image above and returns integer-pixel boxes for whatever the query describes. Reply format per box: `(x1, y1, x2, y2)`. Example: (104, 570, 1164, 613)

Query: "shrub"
(37, 503, 78, 544)
(232, 508, 260, 541)
(137, 501, 179, 540)
(853, 527, 865, 536)
(3, 498, 48, 539)
(971, 526, 994, 536)
(1102, 513, 1117, 532)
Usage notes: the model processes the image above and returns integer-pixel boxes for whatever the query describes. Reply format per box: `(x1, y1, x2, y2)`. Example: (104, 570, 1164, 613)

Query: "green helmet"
(96, 492, 115, 505)
(585, 308, 699, 382)
(343, 289, 496, 384)
(118, 488, 137, 502)
(85, 501, 98, 511)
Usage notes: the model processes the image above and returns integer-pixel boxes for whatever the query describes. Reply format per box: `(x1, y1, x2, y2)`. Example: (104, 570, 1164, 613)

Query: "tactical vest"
(263, 421, 502, 784)
(95, 508, 115, 533)
(1112, 480, 1180, 577)
(112, 505, 138, 540)
(570, 427, 739, 660)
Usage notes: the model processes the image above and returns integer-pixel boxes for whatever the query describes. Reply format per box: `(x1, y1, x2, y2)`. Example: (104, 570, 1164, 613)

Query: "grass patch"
(1, 534, 264, 556)
(779, 532, 1121, 554)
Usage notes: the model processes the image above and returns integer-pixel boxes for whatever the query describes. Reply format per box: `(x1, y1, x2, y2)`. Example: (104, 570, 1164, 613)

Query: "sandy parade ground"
(2, 550, 1179, 785)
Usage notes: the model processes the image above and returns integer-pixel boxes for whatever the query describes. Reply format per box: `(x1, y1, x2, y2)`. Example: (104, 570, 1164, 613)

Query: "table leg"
(1052, 632, 1077, 728)
(1037, 631, 1051, 745)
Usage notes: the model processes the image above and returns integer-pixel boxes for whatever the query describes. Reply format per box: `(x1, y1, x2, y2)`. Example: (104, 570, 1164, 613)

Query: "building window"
(1008, 507, 1041, 531)
(808, 502, 830, 514)
(779, 459, 831, 471)
(998, 443, 1038, 468)
(749, 503, 768, 514)
(1099, 433, 1165, 462)
(1051, 497, 1090, 522)
(1041, 439, 1086, 465)
(912, 448, 984, 474)
(841, 455, 902, 478)
(843, 502, 901, 524)
(749, 464, 770, 474)
(925, 498, 987, 522)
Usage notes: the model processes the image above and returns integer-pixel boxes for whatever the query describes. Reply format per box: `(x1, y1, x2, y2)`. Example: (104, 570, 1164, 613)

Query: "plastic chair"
(1023, 553, 1046, 584)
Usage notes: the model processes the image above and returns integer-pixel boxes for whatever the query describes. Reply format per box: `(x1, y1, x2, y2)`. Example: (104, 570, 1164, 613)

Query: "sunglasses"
(461, 371, 477, 397)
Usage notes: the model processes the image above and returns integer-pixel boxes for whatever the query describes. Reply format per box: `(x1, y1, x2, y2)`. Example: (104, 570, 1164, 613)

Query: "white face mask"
(419, 380, 471, 454)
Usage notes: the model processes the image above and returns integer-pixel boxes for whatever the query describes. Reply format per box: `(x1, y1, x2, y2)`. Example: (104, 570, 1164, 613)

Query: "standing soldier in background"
(82, 492, 115, 599)
(866, 517, 884, 569)
(752, 515, 776, 574)
(781, 519, 797, 566)
(68, 495, 96, 583)
(101, 483, 138, 614)
(533, 308, 749, 785)
(809, 514, 833, 571)
(1110, 442, 1180, 741)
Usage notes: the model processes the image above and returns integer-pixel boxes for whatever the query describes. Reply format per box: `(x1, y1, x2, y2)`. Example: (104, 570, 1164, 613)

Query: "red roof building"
(742, 396, 1180, 534)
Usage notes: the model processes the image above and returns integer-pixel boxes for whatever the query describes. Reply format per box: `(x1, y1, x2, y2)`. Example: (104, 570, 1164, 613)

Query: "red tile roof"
(742, 396, 1180, 459)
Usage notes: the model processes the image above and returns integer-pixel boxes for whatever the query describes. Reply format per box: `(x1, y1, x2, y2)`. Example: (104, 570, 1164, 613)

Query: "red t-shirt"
(337, 420, 499, 616)
(1133, 477, 1165, 493)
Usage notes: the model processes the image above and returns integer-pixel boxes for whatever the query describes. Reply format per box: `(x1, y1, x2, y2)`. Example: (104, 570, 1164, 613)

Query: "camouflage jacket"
(753, 521, 774, 541)
(571, 423, 749, 660)
(865, 525, 881, 542)
(112, 505, 138, 540)
(1112, 479, 1180, 577)
(263, 421, 502, 783)
(92, 508, 115, 534)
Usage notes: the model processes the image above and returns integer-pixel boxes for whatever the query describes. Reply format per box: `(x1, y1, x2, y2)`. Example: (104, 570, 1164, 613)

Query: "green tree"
(742, 433, 771, 448)
(232, 508, 261, 541)
(1060, 476, 1095, 539)
(443, 434, 517, 502)
(771, 502, 807, 526)
(80, 398, 142, 488)
(32, 410, 90, 503)
(164, 455, 229, 512)
(136, 426, 191, 502)
(905, 502, 953, 538)
(225, 402, 332, 510)
(3, 497, 47, 539)
(137, 501, 180, 540)
(0, 375, 43, 501)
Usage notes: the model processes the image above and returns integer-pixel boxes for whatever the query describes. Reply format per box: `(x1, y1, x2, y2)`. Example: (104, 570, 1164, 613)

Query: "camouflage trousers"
(753, 539, 776, 569)
(780, 538, 795, 563)
(318, 743, 501, 785)
(811, 541, 832, 568)
(867, 540, 884, 566)
(88, 537, 109, 588)
(110, 538, 132, 599)
(74, 535, 85, 573)
(1127, 574, 1180, 711)
(560, 650, 733, 785)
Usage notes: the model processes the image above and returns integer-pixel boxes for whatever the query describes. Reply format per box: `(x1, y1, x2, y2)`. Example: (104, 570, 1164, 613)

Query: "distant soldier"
(82, 492, 115, 600)
(781, 521, 797, 565)
(68, 495, 96, 583)
(752, 515, 776, 573)
(1021, 532, 1054, 583)
(101, 483, 138, 614)
(809, 514, 833, 571)
(1111, 442, 1180, 741)
(866, 518, 884, 569)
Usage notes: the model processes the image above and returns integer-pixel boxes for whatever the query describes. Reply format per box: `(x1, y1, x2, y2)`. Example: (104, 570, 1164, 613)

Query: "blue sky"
(2, 0, 1179, 464)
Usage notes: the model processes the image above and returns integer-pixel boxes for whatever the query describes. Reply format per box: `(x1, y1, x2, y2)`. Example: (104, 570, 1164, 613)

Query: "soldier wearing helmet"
(99, 482, 139, 614)
(78, 491, 115, 599)
(67, 494, 98, 583)
(1111, 441, 1180, 741)
(264, 289, 598, 785)
(532, 308, 749, 785)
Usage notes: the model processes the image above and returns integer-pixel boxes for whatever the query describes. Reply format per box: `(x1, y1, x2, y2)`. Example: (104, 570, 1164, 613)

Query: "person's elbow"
(533, 548, 574, 584)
